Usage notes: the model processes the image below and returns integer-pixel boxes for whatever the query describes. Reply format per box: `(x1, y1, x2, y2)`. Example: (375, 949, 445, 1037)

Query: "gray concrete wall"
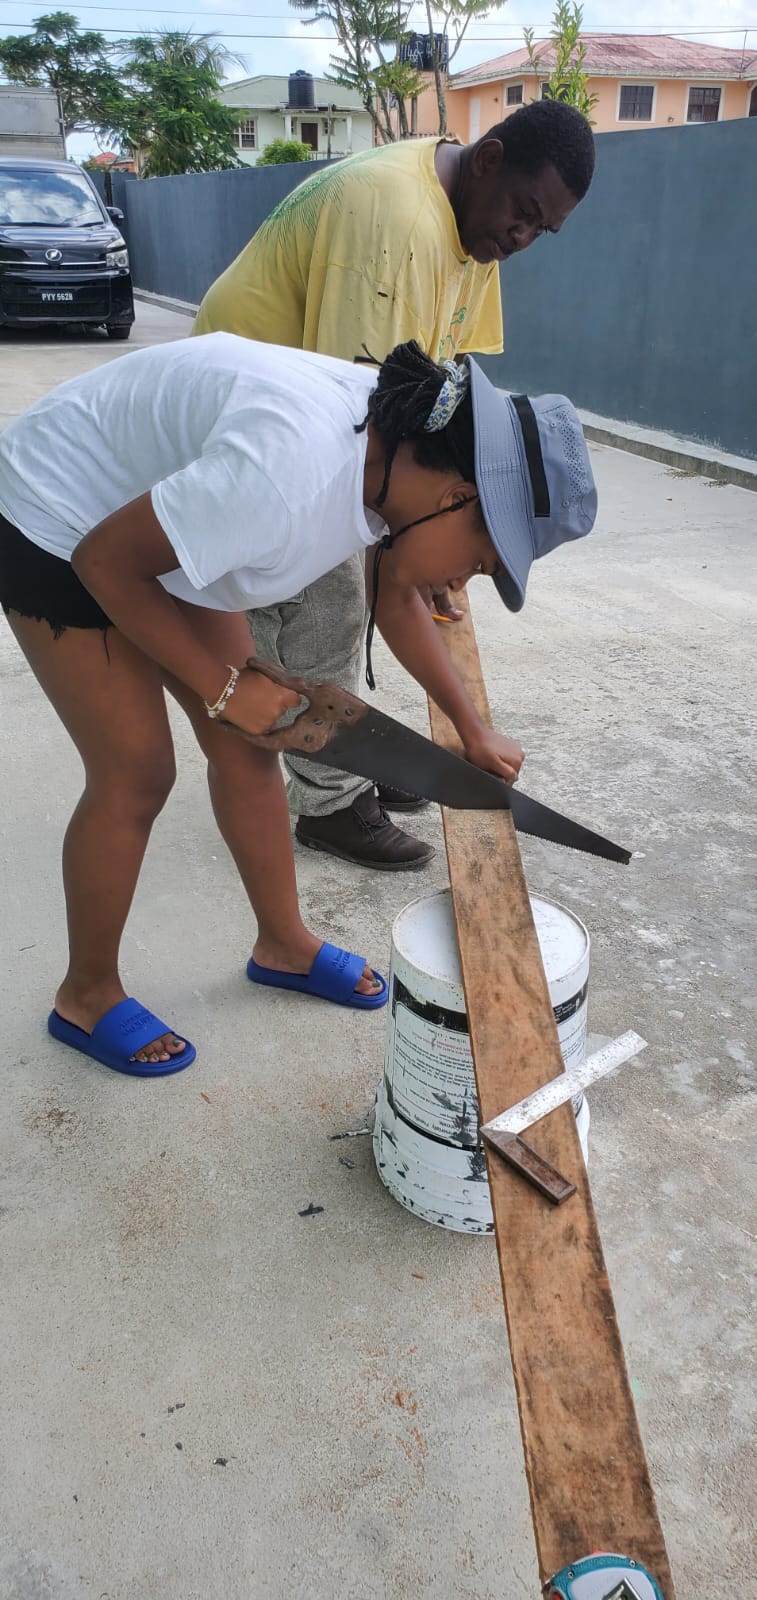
(110, 160, 333, 308)
(483, 118, 757, 460)
(87, 168, 107, 202)
(112, 122, 757, 458)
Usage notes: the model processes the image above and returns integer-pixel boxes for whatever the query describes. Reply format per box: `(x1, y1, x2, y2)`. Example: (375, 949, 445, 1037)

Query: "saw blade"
(299, 705, 631, 865)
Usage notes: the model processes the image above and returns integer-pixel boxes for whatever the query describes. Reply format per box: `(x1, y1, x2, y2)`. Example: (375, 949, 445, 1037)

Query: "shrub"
(257, 137, 312, 165)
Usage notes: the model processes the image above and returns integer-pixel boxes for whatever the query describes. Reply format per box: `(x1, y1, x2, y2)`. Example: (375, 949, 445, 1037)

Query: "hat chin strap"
(364, 496, 478, 691)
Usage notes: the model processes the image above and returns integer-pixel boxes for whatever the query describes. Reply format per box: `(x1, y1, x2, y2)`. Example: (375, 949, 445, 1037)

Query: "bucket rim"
(391, 886, 591, 988)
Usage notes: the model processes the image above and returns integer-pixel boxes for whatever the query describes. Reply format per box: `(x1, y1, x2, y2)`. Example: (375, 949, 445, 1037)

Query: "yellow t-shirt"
(193, 139, 503, 364)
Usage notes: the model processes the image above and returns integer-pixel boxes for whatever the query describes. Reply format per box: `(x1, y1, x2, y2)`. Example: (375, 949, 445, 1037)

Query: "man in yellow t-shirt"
(193, 99, 595, 870)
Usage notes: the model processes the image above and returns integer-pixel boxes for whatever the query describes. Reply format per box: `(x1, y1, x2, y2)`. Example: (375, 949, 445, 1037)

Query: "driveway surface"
(1, 302, 754, 1599)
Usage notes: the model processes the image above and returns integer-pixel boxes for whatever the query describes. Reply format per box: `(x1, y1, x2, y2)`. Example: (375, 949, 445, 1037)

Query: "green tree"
(524, 1, 598, 122)
(257, 137, 313, 165)
(111, 31, 243, 176)
(423, 1, 498, 136)
(373, 50, 426, 140)
(0, 11, 123, 140)
(0, 15, 246, 171)
(289, 0, 423, 144)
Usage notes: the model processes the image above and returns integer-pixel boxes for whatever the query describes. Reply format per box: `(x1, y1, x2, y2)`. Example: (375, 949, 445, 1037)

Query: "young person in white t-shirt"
(0, 334, 597, 1078)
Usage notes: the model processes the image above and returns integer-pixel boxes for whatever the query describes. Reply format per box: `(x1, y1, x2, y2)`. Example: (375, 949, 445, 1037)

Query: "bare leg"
(8, 613, 186, 1063)
(167, 604, 381, 995)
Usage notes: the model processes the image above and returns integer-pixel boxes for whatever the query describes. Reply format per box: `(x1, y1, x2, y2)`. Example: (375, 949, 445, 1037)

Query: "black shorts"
(0, 511, 110, 633)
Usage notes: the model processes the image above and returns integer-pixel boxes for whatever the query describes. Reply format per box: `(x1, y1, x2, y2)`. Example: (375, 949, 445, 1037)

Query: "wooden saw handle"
(219, 655, 368, 754)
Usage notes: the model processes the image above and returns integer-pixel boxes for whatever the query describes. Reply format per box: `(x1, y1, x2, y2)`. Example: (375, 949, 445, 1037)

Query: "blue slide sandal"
(48, 997, 197, 1078)
(247, 941, 388, 1011)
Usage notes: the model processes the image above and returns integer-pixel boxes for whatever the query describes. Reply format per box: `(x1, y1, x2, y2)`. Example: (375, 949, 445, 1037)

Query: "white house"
(218, 72, 374, 166)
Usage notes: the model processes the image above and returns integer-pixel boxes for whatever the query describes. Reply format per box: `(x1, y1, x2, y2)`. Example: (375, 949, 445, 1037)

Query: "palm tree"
(116, 29, 245, 176)
(126, 29, 243, 80)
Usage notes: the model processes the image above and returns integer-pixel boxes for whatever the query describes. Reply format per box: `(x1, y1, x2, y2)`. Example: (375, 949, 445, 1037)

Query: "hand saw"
(228, 658, 631, 866)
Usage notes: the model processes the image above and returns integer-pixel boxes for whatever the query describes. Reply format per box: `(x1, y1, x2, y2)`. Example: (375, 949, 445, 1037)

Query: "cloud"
(216, 15, 337, 82)
(283, 18, 337, 77)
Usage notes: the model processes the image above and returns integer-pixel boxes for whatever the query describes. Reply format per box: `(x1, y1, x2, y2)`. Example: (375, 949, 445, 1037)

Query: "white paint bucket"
(373, 888, 591, 1234)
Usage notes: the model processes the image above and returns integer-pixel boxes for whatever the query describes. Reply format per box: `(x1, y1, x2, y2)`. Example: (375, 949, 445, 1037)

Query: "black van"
(0, 156, 135, 338)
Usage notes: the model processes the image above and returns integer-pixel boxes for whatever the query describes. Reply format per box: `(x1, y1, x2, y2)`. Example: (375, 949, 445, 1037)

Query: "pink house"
(412, 34, 757, 140)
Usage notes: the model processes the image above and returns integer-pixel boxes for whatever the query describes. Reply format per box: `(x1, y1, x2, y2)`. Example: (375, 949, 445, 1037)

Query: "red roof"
(452, 33, 757, 87)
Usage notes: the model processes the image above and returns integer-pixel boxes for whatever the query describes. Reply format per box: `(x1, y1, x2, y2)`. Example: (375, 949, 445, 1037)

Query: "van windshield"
(0, 166, 103, 226)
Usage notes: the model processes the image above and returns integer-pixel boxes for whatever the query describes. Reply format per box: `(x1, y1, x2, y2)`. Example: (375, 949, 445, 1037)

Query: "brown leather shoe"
(295, 789, 435, 871)
(376, 782, 430, 813)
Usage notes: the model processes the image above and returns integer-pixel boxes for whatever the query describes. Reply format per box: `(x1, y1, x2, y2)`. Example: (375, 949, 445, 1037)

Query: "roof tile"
(452, 33, 757, 86)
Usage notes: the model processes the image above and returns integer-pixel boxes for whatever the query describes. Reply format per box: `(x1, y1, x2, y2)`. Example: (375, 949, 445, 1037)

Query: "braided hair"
(357, 340, 480, 692)
(356, 340, 476, 506)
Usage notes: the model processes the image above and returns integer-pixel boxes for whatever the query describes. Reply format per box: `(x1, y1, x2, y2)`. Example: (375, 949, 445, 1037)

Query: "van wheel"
(106, 323, 131, 341)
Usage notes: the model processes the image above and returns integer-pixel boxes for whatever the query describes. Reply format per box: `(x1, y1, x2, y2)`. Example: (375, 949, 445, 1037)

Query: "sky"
(2, 0, 756, 159)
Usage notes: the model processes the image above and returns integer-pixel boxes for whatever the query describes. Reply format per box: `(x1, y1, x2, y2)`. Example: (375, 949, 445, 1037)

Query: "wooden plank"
(427, 596, 676, 1597)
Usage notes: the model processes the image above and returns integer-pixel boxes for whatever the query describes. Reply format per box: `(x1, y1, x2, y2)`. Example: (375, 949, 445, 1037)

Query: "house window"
(619, 84, 654, 121)
(238, 117, 257, 149)
(749, 85, 757, 116)
(507, 84, 524, 106)
(687, 86, 721, 123)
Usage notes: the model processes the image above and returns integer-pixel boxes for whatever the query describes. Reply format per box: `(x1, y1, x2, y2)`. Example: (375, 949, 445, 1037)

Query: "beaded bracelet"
(205, 665, 240, 720)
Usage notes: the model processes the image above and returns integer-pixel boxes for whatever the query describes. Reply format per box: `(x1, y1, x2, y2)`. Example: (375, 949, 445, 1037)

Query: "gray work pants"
(248, 553, 370, 818)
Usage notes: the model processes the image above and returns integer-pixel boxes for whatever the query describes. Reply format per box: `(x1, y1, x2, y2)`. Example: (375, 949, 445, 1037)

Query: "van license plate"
(41, 292, 74, 303)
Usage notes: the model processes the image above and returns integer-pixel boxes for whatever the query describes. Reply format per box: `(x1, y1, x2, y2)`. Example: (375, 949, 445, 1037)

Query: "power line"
(1, 5, 755, 28)
(3, 3, 324, 13)
(0, 23, 388, 38)
(1, 13, 754, 54)
(2, 19, 755, 42)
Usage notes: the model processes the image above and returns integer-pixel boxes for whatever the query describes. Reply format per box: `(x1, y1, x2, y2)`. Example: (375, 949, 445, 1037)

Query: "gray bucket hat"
(467, 357, 597, 611)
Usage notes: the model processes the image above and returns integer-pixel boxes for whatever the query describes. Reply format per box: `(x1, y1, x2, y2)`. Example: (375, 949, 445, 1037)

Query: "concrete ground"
(0, 304, 190, 422)
(1, 302, 754, 1600)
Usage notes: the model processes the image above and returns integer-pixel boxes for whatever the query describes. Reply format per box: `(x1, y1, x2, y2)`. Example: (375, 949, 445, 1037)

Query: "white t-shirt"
(0, 334, 386, 611)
